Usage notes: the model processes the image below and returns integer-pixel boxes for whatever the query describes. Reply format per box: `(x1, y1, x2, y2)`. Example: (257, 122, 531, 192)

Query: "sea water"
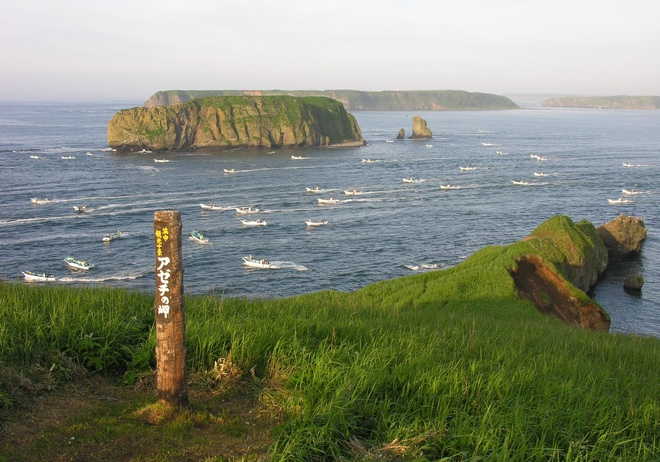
(0, 102, 658, 337)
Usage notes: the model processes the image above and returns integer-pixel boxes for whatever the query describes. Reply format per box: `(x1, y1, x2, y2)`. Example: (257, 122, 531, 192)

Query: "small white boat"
(361, 159, 376, 163)
(73, 205, 93, 213)
(102, 230, 122, 243)
(317, 198, 340, 205)
(534, 172, 550, 177)
(61, 155, 76, 159)
(267, 151, 276, 155)
(138, 149, 153, 154)
(530, 154, 548, 161)
(512, 180, 530, 185)
(402, 178, 421, 183)
(459, 166, 477, 171)
(190, 230, 209, 244)
(223, 168, 237, 173)
(385, 139, 395, 143)
(154, 159, 169, 163)
(200, 203, 223, 210)
(305, 220, 328, 227)
(22, 271, 57, 282)
(482, 143, 495, 146)
(344, 190, 363, 195)
(622, 188, 642, 195)
(242, 255, 271, 269)
(426, 144, 433, 148)
(30, 155, 40, 159)
(31, 197, 51, 204)
(64, 257, 94, 270)
(440, 184, 460, 190)
(236, 206, 259, 215)
(306, 187, 325, 193)
(608, 198, 633, 204)
(291, 155, 308, 160)
(241, 219, 267, 227)
(623, 163, 634, 168)
(496, 151, 508, 155)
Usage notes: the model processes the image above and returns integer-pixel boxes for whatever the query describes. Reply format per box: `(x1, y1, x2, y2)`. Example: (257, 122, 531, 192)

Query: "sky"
(1, 0, 659, 102)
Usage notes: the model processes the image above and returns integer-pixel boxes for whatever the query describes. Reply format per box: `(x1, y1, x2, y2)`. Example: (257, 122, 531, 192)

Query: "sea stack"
(396, 128, 405, 139)
(410, 116, 432, 139)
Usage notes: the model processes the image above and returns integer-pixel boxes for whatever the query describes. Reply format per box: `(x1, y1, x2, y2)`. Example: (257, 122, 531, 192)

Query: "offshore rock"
(410, 116, 432, 139)
(396, 128, 405, 139)
(107, 96, 365, 152)
(596, 214, 647, 259)
(624, 273, 644, 292)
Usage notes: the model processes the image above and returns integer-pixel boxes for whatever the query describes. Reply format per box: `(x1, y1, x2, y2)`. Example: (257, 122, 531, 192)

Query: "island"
(107, 95, 365, 152)
(143, 89, 519, 111)
(542, 95, 660, 110)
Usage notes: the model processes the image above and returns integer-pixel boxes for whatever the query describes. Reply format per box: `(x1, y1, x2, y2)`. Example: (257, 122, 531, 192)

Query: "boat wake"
(404, 263, 441, 271)
(58, 272, 148, 283)
(269, 261, 309, 271)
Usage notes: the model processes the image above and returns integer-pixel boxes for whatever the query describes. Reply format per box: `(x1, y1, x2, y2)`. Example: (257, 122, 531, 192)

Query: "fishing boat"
(305, 220, 328, 227)
(482, 143, 495, 146)
(459, 166, 477, 171)
(512, 180, 530, 185)
(440, 184, 460, 190)
(200, 203, 223, 210)
(402, 178, 421, 183)
(361, 158, 376, 163)
(343, 190, 363, 195)
(242, 255, 271, 269)
(31, 197, 51, 204)
(385, 139, 395, 143)
(291, 155, 308, 160)
(102, 230, 122, 243)
(241, 219, 267, 226)
(317, 198, 340, 205)
(534, 172, 550, 177)
(61, 155, 76, 159)
(138, 148, 152, 153)
(30, 155, 40, 159)
(190, 230, 209, 244)
(236, 206, 259, 215)
(154, 159, 169, 163)
(223, 168, 237, 173)
(622, 188, 641, 195)
(306, 187, 325, 193)
(22, 271, 57, 282)
(267, 151, 276, 155)
(623, 163, 634, 168)
(73, 205, 93, 213)
(64, 257, 94, 270)
(608, 198, 633, 204)
(496, 151, 508, 155)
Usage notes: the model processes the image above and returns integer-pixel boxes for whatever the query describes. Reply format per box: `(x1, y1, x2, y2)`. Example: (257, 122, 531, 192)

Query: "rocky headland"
(144, 89, 518, 111)
(107, 96, 365, 152)
(543, 95, 660, 110)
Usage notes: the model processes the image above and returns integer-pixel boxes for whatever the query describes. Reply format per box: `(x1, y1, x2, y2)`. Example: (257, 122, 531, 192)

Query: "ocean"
(0, 101, 658, 337)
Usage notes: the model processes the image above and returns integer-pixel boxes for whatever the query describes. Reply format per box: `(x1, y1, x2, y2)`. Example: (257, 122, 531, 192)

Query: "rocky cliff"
(410, 116, 432, 139)
(543, 95, 660, 110)
(108, 96, 365, 152)
(144, 90, 518, 111)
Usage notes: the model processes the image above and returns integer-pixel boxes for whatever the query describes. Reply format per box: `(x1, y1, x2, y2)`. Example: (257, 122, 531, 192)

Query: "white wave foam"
(269, 261, 309, 271)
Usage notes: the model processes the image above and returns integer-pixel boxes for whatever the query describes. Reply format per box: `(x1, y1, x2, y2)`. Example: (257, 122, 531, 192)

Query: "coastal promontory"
(108, 95, 365, 152)
(543, 95, 660, 110)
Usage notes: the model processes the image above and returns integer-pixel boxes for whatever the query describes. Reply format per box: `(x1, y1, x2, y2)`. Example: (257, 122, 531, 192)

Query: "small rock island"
(107, 95, 365, 152)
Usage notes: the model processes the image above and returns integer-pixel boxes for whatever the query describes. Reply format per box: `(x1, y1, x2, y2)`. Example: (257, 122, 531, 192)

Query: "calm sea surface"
(0, 102, 658, 337)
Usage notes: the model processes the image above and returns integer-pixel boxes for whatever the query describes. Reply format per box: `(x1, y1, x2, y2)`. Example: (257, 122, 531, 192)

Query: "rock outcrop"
(596, 214, 647, 259)
(624, 273, 644, 292)
(410, 116, 432, 139)
(108, 96, 365, 153)
(396, 129, 405, 139)
(144, 90, 519, 111)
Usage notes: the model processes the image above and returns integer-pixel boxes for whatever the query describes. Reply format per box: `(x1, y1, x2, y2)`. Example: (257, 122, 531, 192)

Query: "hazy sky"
(1, 0, 659, 102)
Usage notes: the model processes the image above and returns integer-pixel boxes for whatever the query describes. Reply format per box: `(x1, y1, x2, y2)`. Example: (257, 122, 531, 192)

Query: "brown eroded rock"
(396, 128, 405, 139)
(510, 254, 610, 331)
(623, 273, 644, 291)
(596, 214, 647, 258)
(410, 116, 432, 139)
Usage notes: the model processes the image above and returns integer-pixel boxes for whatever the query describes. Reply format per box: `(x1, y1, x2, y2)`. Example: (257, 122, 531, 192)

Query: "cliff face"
(543, 95, 660, 110)
(108, 96, 365, 152)
(410, 116, 432, 139)
(144, 90, 518, 111)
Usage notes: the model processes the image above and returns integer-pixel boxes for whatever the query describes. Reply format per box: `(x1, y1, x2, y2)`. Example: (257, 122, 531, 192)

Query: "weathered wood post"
(153, 210, 188, 407)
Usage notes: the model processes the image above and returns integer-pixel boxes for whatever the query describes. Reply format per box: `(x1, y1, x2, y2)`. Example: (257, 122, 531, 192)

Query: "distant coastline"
(542, 95, 660, 110)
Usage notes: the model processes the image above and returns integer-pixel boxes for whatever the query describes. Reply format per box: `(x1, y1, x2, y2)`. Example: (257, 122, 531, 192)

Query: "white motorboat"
(512, 180, 530, 185)
(154, 159, 169, 163)
(73, 205, 93, 213)
(61, 155, 76, 159)
(200, 203, 223, 210)
(190, 230, 209, 244)
(317, 198, 340, 205)
(623, 163, 634, 168)
(236, 206, 259, 215)
(241, 219, 267, 227)
(22, 270, 57, 282)
(223, 168, 237, 173)
(496, 151, 508, 155)
(343, 190, 363, 195)
(242, 255, 271, 269)
(102, 230, 122, 243)
(402, 178, 421, 183)
(305, 220, 328, 227)
(31, 197, 51, 204)
(138, 149, 153, 153)
(385, 139, 395, 143)
(64, 257, 94, 270)
(622, 188, 642, 195)
(30, 155, 40, 159)
(459, 166, 477, 171)
(440, 184, 460, 190)
(426, 144, 433, 148)
(361, 159, 376, 163)
(608, 198, 633, 204)
(482, 143, 495, 146)
(306, 187, 325, 193)
(534, 172, 550, 177)
(267, 151, 276, 155)
(86, 151, 94, 156)
(291, 155, 308, 160)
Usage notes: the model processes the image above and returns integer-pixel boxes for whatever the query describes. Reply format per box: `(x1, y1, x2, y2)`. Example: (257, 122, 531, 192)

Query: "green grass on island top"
(1, 216, 659, 461)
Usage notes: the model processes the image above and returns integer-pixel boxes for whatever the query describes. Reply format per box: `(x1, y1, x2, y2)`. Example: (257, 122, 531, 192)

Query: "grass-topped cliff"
(543, 95, 660, 109)
(1, 215, 658, 460)
(107, 95, 364, 153)
(144, 89, 519, 111)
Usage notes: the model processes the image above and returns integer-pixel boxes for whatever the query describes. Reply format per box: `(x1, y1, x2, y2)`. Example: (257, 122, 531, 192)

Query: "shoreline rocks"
(410, 116, 432, 139)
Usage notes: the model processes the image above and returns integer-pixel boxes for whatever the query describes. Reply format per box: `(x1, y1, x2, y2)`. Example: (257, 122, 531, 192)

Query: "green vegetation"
(543, 95, 660, 110)
(1, 215, 659, 460)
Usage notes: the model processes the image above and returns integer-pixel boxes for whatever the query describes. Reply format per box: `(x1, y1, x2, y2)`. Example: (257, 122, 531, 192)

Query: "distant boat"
(190, 230, 209, 244)
(242, 255, 271, 269)
(200, 203, 223, 210)
(496, 151, 508, 155)
(236, 206, 259, 215)
(137, 149, 153, 153)
(102, 230, 122, 243)
(61, 155, 75, 159)
(426, 144, 433, 148)
(440, 184, 460, 190)
(22, 270, 57, 282)
(385, 139, 395, 143)
(64, 257, 93, 270)
(623, 163, 634, 168)
(512, 180, 530, 185)
(317, 198, 340, 204)
(223, 168, 237, 173)
(86, 151, 94, 156)
(241, 219, 267, 227)
(344, 190, 363, 195)
(267, 151, 276, 155)
(361, 158, 376, 163)
(305, 220, 328, 227)
(621, 188, 642, 195)
(534, 172, 550, 177)
(459, 166, 477, 171)
(73, 205, 93, 213)
(482, 143, 495, 146)
(306, 187, 325, 193)
(31, 197, 51, 205)
(30, 155, 40, 159)
(608, 198, 633, 204)
(291, 155, 308, 160)
(402, 178, 418, 183)
(154, 159, 169, 163)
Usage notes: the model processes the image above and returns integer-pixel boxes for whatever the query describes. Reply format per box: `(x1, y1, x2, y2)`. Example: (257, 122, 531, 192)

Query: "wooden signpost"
(153, 210, 188, 407)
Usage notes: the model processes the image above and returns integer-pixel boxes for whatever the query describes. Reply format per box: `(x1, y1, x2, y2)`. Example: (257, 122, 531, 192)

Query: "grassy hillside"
(1, 216, 659, 460)
(543, 95, 660, 109)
